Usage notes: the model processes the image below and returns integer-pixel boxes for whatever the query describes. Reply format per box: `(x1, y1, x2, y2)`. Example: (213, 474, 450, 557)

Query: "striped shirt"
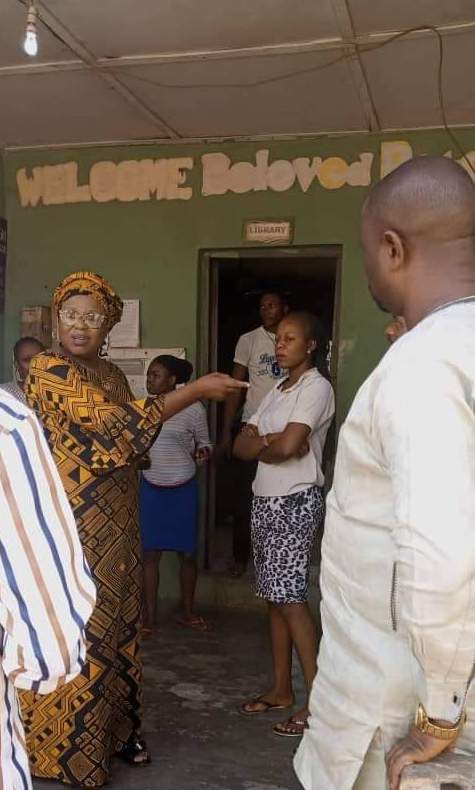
(0, 393, 96, 790)
(0, 382, 26, 405)
(144, 401, 211, 487)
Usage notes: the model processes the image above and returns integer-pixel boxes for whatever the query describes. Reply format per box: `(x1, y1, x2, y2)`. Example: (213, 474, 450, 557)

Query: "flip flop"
(273, 716, 309, 737)
(240, 696, 294, 716)
(116, 736, 151, 766)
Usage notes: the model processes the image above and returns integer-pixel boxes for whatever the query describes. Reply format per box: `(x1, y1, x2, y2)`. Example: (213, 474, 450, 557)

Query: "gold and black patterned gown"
(20, 352, 163, 787)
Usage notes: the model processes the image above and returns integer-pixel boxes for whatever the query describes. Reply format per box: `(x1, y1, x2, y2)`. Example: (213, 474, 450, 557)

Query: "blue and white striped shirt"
(0, 393, 96, 790)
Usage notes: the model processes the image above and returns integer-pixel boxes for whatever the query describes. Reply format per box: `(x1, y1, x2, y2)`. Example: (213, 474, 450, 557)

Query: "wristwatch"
(415, 704, 465, 740)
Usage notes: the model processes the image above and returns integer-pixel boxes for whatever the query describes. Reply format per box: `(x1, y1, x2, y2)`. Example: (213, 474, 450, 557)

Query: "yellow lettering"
(380, 141, 413, 179)
(317, 157, 348, 190)
(457, 151, 475, 183)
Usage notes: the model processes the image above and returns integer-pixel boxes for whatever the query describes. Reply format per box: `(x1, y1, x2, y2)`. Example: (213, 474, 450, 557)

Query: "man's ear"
(383, 229, 406, 271)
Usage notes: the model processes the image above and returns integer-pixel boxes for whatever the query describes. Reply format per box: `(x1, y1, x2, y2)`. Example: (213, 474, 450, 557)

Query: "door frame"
(197, 244, 342, 568)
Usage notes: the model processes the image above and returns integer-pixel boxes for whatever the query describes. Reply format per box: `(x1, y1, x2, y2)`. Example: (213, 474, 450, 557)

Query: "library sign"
(15, 140, 475, 208)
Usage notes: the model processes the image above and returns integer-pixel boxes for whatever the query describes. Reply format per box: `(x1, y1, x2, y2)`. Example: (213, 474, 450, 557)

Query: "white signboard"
(106, 347, 186, 398)
(109, 299, 140, 348)
(244, 219, 293, 245)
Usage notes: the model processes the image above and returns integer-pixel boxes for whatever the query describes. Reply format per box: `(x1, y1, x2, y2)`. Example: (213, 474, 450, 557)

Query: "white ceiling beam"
(328, 0, 380, 131)
(0, 19, 473, 78)
(33, 0, 180, 138)
(5, 120, 475, 153)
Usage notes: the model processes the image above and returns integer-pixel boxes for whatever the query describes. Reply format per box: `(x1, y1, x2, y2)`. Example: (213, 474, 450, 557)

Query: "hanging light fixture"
(23, 2, 39, 57)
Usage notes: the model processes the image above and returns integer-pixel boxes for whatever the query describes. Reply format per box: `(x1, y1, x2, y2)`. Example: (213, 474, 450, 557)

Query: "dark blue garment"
(139, 475, 199, 552)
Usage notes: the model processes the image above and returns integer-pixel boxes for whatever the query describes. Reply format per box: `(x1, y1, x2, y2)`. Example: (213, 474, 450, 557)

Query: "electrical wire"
(113, 24, 475, 174)
(11, 1, 475, 173)
(15, 0, 70, 49)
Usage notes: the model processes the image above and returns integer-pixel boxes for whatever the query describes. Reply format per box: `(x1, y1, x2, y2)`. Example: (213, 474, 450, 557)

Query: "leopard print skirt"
(251, 485, 324, 604)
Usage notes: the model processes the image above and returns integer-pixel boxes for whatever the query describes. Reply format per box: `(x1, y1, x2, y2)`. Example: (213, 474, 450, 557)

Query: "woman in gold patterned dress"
(21, 272, 246, 787)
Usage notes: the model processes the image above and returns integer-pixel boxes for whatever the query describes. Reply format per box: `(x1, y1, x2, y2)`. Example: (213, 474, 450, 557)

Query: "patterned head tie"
(53, 272, 123, 332)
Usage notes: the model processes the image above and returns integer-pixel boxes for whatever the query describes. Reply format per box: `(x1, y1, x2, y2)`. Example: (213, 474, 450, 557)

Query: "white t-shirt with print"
(234, 326, 285, 422)
(248, 368, 335, 497)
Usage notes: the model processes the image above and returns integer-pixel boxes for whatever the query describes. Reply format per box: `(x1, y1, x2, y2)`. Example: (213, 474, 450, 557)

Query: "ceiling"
(0, 0, 474, 149)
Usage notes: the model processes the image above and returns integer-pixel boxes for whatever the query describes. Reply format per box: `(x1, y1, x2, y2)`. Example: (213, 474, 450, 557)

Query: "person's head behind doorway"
(259, 291, 288, 333)
(361, 155, 475, 328)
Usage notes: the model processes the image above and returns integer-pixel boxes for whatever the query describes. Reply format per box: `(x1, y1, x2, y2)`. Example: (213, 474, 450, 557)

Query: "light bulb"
(23, 3, 38, 57)
(24, 29, 38, 57)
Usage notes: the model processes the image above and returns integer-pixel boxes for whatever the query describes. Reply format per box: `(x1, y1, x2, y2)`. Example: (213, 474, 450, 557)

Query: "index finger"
(228, 379, 249, 389)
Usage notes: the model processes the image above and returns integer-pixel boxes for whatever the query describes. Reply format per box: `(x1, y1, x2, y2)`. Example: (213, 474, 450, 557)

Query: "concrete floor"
(33, 609, 304, 790)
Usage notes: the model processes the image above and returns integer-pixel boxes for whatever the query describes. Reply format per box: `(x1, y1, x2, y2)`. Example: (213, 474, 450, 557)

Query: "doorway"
(198, 245, 342, 571)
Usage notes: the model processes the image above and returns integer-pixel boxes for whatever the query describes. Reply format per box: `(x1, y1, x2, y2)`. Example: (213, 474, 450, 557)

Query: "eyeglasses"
(59, 309, 106, 330)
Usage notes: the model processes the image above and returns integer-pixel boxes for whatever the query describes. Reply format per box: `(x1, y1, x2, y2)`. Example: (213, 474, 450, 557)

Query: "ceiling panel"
(349, 0, 475, 35)
(0, 70, 163, 146)
(117, 53, 368, 137)
(361, 30, 475, 129)
(0, 0, 77, 66)
(41, 0, 340, 58)
(0, 0, 473, 147)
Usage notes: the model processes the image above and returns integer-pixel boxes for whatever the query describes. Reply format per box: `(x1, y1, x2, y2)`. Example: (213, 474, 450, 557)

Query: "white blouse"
(248, 368, 335, 497)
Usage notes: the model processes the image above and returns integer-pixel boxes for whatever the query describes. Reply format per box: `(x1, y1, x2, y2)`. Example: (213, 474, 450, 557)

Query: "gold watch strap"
(415, 704, 465, 740)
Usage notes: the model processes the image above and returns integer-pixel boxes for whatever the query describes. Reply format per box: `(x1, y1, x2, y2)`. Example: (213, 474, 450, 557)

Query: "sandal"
(240, 695, 294, 716)
(116, 735, 151, 766)
(273, 716, 308, 737)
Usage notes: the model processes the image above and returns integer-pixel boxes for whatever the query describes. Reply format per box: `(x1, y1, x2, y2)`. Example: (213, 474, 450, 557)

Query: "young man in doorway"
(220, 291, 288, 577)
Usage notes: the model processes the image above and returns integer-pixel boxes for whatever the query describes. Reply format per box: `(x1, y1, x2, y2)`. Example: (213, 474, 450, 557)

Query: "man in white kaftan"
(295, 155, 475, 790)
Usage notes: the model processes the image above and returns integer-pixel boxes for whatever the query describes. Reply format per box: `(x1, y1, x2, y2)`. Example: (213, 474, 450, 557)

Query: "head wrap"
(53, 272, 123, 331)
(153, 355, 193, 385)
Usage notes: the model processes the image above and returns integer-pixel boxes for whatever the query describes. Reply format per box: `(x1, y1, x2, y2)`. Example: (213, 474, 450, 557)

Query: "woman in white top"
(140, 355, 212, 635)
(234, 312, 335, 737)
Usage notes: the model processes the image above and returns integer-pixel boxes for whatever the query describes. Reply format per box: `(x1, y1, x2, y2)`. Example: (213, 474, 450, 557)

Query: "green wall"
(3, 129, 475, 420)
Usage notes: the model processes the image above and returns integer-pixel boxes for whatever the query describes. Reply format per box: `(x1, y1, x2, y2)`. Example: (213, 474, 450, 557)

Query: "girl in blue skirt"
(140, 355, 212, 634)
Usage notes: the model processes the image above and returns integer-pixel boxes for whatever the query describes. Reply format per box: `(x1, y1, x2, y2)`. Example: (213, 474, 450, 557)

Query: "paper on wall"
(106, 347, 186, 398)
(109, 299, 140, 348)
